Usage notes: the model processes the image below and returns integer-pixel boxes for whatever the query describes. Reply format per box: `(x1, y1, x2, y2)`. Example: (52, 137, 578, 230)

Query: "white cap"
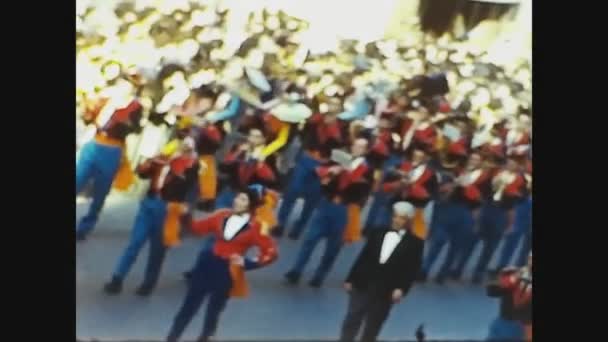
(393, 201, 415, 219)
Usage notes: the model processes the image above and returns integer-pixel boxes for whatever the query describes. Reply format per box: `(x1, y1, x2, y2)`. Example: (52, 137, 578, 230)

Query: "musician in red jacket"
(167, 186, 278, 342)
(274, 105, 344, 239)
(472, 156, 529, 284)
(76, 88, 143, 240)
(380, 145, 439, 240)
(215, 127, 277, 209)
(104, 137, 199, 296)
(285, 137, 373, 288)
(486, 252, 532, 341)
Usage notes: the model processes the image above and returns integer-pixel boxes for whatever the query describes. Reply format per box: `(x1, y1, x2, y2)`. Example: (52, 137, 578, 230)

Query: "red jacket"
(191, 209, 278, 268)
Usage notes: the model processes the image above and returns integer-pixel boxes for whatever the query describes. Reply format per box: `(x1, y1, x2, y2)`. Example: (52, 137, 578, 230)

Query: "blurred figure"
(486, 253, 532, 341)
(274, 101, 344, 239)
(104, 138, 199, 296)
(340, 202, 424, 342)
(472, 156, 528, 284)
(76, 82, 143, 240)
(285, 137, 373, 288)
(166, 187, 278, 342)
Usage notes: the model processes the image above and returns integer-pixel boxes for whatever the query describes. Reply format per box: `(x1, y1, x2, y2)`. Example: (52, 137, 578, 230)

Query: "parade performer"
(285, 137, 373, 288)
(472, 156, 529, 284)
(420, 151, 490, 283)
(166, 186, 278, 342)
(486, 253, 532, 341)
(104, 138, 199, 296)
(76, 78, 143, 240)
(215, 127, 278, 209)
(273, 100, 344, 239)
(380, 145, 438, 240)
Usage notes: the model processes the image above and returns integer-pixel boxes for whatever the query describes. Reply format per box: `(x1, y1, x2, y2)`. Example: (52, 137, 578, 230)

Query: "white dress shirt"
(224, 213, 251, 240)
(379, 229, 406, 264)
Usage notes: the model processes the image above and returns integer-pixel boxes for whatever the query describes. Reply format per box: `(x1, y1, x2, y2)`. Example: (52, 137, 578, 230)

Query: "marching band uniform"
(472, 159, 529, 284)
(422, 151, 491, 283)
(215, 141, 277, 209)
(167, 192, 278, 342)
(285, 156, 373, 287)
(363, 112, 404, 233)
(104, 140, 199, 296)
(486, 264, 532, 341)
(380, 153, 438, 240)
(76, 98, 143, 240)
(275, 112, 344, 239)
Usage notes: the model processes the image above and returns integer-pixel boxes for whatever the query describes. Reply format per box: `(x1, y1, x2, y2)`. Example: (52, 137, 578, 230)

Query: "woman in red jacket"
(167, 185, 278, 342)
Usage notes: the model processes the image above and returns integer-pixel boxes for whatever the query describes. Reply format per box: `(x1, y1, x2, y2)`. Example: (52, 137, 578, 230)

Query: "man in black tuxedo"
(340, 201, 424, 342)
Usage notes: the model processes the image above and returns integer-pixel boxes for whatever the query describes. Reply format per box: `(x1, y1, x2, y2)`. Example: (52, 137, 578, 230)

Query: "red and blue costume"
(76, 99, 143, 240)
(285, 158, 373, 287)
(275, 113, 344, 239)
(167, 209, 278, 341)
(106, 151, 199, 295)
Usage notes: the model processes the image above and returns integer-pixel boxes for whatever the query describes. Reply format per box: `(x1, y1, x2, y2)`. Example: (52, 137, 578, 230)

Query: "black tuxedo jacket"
(346, 228, 424, 297)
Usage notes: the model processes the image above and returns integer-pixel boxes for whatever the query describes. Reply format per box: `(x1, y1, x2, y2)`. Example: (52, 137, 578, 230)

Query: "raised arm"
(191, 209, 230, 236)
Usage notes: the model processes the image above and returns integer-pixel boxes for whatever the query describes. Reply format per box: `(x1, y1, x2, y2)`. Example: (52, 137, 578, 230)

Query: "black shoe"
(103, 277, 123, 295)
(287, 231, 300, 240)
(76, 232, 87, 242)
(284, 271, 301, 285)
(416, 271, 428, 283)
(434, 275, 446, 285)
(272, 226, 285, 238)
(196, 336, 210, 342)
(309, 277, 323, 288)
(472, 273, 484, 285)
(449, 271, 462, 281)
(135, 284, 154, 297)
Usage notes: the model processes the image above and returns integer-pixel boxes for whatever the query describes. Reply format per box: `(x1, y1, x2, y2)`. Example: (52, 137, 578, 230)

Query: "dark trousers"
(289, 198, 347, 282)
(423, 202, 476, 279)
(113, 196, 168, 289)
(474, 203, 508, 277)
(76, 141, 123, 238)
(340, 288, 393, 342)
(167, 250, 232, 342)
(277, 153, 322, 236)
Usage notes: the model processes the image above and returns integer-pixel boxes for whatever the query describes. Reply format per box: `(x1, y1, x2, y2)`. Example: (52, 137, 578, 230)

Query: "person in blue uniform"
(284, 137, 373, 288)
(76, 94, 143, 240)
(104, 138, 200, 296)
(273, 105, 344, 240)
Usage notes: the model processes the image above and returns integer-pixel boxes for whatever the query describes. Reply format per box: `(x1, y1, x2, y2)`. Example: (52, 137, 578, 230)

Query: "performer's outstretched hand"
(392, 289, 403, 303)
(230, 254, 245, 266)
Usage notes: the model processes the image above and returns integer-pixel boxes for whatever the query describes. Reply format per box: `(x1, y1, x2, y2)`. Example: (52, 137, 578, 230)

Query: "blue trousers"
(215, 188, 237, 209)
(168, 250, 231, 341)
(486, 317, 524, 341)
(474, 203, 509, 277)
(289, 198, 347, 282)
(497, 198, 532, 269)
(277, 153, 322, 236)
(363, 154, 403, 232)
(113, 197, 168, 289)
(76, 141, 123, 238)
(422, 201, 476, 278)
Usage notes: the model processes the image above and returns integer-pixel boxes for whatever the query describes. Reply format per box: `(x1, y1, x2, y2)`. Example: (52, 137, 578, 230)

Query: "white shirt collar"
(224, 213, 251, 240)
(379, 229, 406, 264)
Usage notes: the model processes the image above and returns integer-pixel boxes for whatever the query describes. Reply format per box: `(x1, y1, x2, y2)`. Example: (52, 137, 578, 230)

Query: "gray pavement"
(77, 193, 504, 341)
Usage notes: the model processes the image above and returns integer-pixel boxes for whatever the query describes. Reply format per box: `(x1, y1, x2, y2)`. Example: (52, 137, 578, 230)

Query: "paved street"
(77, 193, 504, 341)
